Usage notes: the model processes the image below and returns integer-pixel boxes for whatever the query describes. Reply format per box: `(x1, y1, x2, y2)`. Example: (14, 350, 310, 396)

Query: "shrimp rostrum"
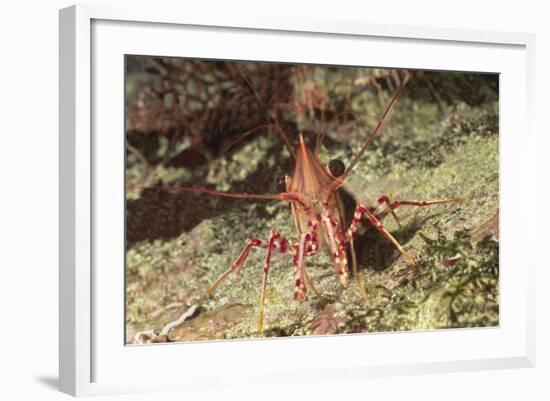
(158, 68, 462, 334)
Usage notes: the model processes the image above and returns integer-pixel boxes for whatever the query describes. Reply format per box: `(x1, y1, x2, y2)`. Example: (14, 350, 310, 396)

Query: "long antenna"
(233, 63, 296, 159)
(342, 73, 410, 180)
(144, 185, 308, 207)
(314, 107, 327, 155)
(324, 73, 410, 198)
(145, 185, 283, 201)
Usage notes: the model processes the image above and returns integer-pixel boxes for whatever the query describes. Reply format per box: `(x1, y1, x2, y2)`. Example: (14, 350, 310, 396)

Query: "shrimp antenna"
(342, 72, 410, 180)
(145, 185, 282, 201)
(324, 72, 409, 197)
(233, 63, 296, 159)
(144, 185, 307, 207)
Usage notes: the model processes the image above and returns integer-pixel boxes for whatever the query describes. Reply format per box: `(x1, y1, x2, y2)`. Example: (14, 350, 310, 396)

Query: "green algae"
(125, 66, 499, 343)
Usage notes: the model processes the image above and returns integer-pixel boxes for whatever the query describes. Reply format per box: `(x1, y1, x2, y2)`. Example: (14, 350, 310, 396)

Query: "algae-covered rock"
(125, 59, 499, 343)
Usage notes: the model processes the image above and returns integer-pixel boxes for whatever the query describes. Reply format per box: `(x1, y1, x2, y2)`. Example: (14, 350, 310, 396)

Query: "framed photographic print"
(59, 4, 536, 397)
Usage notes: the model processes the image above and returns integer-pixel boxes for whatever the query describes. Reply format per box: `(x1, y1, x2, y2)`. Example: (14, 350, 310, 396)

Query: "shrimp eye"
(278, 175, 287, 191)
(328, 159, 345, 177)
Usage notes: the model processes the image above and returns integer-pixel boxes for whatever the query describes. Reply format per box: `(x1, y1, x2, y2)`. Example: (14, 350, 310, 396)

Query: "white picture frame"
(59, 4, 536, 397)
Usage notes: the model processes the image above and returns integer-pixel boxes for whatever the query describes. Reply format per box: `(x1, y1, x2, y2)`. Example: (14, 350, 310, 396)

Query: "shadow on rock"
(353, 217, 424, 272)
(126, 143, 292, 246)
(126, 188, 230, 245)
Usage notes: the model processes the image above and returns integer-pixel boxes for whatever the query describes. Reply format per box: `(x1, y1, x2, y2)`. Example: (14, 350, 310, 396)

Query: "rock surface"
(125, 62, 499, 343)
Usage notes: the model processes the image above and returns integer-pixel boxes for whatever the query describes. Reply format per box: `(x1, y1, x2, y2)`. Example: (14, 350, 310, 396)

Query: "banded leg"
(377, 195, 402, 227)
(322, 214, 350, 287)
(302, 222, 323, 298)
(293, 222, 322, 300)
(388, 197, 463, 210)
(201, 238, 265, 300)
(346, 204, 417, 266)
(292, 233, 309, 301)
(376, 195, 463, 226)
(200, 230, 291, 335)
(258, 230, 286, 333)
